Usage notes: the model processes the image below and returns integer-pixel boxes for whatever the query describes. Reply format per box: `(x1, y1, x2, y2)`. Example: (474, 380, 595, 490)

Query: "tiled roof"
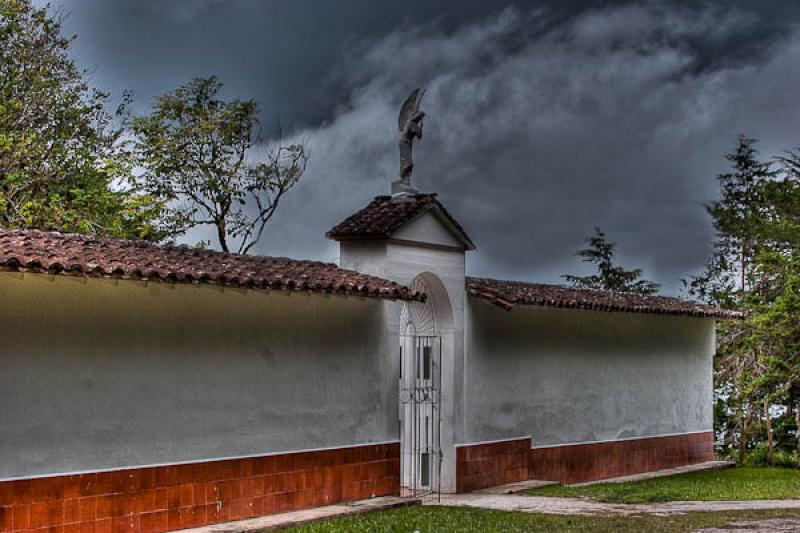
(466, 277, 744, 319)
(0, 229, 422, 301)
(326, 193, 476, 250)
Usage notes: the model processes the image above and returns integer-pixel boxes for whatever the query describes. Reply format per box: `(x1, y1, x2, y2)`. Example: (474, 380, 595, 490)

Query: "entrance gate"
(399, 333, 441, 497)
(399, 275, 443, 498)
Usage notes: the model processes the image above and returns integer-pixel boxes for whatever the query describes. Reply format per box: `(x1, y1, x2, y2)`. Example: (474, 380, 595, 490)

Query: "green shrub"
(740, 443, 799, 467)
(774, 449, 799, 468)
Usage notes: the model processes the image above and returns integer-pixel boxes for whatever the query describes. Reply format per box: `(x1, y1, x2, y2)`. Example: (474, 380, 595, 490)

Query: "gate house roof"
(467, 277, 744, 319)
(0, 229, 421, 301)
(326, 193, 476, 250)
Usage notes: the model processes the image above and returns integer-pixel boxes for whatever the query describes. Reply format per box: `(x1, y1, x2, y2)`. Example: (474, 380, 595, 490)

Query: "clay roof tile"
(466, 276, 744, 319)
(0, 228, 422, 302)
(326, 193, 475, 250)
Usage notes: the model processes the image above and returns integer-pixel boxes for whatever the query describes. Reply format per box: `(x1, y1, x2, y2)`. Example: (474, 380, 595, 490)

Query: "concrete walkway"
(178, 496, 419, 532)
(426, 494, 800, 516)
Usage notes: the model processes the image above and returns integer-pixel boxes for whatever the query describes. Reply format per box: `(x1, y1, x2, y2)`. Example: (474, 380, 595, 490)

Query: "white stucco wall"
(464, 299, 715, 446)
(0, 272, 396, 479)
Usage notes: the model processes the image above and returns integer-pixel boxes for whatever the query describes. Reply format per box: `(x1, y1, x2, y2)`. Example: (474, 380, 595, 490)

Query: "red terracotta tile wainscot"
(455, 437, 531, 493)
(0, 442, 399, 533)
(528, 431, 714, 484)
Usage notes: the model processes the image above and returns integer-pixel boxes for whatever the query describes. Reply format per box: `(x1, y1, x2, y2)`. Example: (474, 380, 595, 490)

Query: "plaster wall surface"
(392, 211, 463, 248)
(464, 299, 715, 446)
(0, 272, 395, 479)
(339, 241, 387, 279)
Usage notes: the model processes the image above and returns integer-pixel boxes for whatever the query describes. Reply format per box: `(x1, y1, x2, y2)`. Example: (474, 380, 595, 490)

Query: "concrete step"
(176, 495, 420, 532)
(567, 460, 736, 487)
(473, 479, 560, 494)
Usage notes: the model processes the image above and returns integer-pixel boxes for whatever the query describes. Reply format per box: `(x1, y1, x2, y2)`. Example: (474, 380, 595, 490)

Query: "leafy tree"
(0, 0, 161, 238)
(563, 227, 660, 294)
(129, 76, 309, 254)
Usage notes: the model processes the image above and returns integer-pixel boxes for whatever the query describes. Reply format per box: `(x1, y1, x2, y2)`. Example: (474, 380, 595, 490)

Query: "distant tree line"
(0, 0, 307, 252)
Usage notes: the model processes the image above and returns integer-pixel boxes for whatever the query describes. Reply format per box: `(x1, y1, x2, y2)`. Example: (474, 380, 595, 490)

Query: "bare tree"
(129, 76, 309, 254)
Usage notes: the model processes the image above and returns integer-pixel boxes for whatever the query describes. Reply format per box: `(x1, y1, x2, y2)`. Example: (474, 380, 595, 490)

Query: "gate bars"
(399, 334, 442, 499)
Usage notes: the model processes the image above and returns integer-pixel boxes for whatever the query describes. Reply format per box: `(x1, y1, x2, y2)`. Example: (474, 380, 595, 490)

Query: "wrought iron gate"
(399, 334, 442, 497)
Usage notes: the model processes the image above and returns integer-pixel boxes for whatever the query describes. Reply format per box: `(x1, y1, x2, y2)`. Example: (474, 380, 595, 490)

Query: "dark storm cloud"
(53, 0, 575, 130)
(51, 0, 795, 132)
(46, 0, 800, 295)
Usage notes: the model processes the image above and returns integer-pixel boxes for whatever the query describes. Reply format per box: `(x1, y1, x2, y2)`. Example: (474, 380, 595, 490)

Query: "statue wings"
(398, 88, 425, 131)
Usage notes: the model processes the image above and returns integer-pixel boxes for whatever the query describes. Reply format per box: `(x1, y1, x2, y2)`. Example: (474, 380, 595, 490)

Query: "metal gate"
(399, 333, 442, 497)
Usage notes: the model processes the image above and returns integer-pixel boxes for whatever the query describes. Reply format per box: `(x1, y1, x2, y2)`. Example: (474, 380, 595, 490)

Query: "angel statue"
(392, 88, 425, 196)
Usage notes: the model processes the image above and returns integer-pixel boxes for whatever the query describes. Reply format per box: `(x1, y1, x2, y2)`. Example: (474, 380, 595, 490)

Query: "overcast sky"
(44, 0, 800, 295)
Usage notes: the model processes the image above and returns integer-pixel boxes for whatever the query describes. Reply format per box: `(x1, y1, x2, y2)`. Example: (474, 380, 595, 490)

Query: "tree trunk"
(765, 397, 774, 466)
(738, 407, 747, 464)
(216, 219, 229, 253)
(741, 244, 746, 292)
(789, 386, 796, 438)
(796, 399, 800, 468)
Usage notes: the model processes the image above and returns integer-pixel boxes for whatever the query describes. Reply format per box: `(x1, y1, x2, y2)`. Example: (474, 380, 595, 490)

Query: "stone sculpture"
(392, 88, 425, 196)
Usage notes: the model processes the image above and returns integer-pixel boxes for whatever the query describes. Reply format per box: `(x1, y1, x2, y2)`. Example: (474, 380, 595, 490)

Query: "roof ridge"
(0, 227, 342, 268)
(466, 276, 743, 319)
(468, 276, 690, 300)
(0, 227, 420, 302)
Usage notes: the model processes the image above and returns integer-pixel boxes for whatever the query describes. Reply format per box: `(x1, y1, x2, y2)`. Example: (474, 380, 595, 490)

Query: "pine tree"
(692, 137, 800, 464)
(563, 227, 660, 294)
(690, 136, 778, 306)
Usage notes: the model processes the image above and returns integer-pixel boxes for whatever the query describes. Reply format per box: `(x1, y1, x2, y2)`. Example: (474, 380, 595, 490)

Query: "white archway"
(398, 272, 454, 494)
(399, 272, 454, 336)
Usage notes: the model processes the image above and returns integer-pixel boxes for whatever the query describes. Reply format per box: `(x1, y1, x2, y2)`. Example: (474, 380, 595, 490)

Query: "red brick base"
(455, 432, 714, 491)
(455, 437, 531, 493)
(528, 431, 714, 485)
(0, 442, 399, 533)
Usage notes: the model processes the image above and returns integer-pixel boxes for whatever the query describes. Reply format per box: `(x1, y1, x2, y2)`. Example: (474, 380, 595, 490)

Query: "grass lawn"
(285, 505, 800, 532)
(525, 467, 800, 503)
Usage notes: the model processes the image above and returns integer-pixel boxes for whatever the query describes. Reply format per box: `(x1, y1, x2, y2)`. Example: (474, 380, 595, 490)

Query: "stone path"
(426, 494, 800, 517)
(178, 496, 419, 532)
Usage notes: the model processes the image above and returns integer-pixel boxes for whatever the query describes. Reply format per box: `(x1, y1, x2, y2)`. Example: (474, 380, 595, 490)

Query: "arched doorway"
(398, 273, 453, 496)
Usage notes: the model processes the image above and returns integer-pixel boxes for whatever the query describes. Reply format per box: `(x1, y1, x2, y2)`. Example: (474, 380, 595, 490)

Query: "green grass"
(284, 505, 800, 532)
(524, 467, 800, 503)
